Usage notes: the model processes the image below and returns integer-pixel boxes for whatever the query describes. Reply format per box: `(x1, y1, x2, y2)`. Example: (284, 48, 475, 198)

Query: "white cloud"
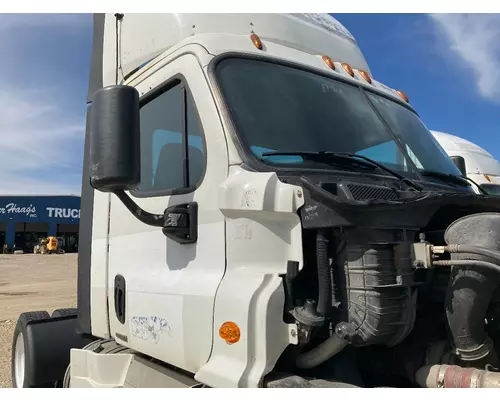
(429, 13, 500, 101)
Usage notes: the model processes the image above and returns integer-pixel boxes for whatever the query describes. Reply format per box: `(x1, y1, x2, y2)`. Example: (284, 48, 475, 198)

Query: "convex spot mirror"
(89, 85, 141, 192)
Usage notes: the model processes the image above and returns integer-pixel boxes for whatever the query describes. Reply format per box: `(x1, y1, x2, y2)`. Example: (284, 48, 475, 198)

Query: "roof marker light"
(396, 90, 409, 103)
(358, 70, 372, 84)
(250, 33, 263, 50)
(322, 55, 336, 70)
(342, 63, 355, 77)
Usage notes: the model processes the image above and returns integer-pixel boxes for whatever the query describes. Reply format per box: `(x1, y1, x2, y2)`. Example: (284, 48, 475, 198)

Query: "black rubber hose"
(295, 329, 348, 369)
(442, 213, 500, 363)
(435, 259, 499, 361)
(316, 229, 331, 316)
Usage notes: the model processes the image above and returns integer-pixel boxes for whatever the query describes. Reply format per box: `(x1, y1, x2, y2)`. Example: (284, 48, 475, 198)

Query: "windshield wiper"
(261, 151, 423, 192)
(420, 170, 487, 195)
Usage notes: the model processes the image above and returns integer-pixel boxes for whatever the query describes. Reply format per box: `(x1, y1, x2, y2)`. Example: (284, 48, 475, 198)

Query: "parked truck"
(11, 13, 500, 388)
(431, 130, 500, 196)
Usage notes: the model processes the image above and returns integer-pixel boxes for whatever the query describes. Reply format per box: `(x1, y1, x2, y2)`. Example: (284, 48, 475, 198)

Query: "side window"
(134, 81, 205, 196)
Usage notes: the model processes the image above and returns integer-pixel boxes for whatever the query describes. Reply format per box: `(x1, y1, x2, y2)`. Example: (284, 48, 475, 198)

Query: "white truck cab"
(431, 130, 500, 196)
(11, 13, 500, 389)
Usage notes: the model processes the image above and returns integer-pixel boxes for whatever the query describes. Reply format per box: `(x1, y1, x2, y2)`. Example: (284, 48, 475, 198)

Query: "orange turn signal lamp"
(219, 321, 241, 344)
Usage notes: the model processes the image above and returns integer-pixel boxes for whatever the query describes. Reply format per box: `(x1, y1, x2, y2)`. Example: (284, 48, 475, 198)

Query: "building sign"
(0, 203, 38, 218)
(46, 207, 80, 219)
(0, 196, 80, 223)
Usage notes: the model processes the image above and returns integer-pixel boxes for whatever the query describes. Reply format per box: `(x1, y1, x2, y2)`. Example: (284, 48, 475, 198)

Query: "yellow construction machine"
(33, 236, 65, 255)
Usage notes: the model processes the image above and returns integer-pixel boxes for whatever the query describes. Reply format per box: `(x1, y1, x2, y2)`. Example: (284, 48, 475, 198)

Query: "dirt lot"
(0, 254, 77, 388)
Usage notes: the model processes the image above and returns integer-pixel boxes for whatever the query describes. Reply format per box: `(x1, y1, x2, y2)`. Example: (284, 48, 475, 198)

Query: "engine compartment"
(273, 175, 500, 388)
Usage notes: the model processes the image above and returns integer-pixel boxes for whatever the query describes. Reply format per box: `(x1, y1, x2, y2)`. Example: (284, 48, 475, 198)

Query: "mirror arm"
(113, 190, 164, 227)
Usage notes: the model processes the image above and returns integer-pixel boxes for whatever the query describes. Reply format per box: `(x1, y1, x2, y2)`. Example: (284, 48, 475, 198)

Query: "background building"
(0, 195, 80, 253)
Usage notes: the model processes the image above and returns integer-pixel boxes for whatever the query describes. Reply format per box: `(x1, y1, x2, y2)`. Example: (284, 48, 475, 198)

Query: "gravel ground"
(0, 254, 77, 388)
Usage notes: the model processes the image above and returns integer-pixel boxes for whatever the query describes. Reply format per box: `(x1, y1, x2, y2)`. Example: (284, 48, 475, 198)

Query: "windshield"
(214, 58, 462, 180)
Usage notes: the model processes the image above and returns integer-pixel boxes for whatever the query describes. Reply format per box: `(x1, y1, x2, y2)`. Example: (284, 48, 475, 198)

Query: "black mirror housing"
(450, 155, 467, 176)
(89, 85, 141, 192)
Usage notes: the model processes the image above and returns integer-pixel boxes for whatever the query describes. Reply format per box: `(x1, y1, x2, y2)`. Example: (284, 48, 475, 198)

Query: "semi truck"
(11, 13, 500, 388)
(431, 130, 500, 196)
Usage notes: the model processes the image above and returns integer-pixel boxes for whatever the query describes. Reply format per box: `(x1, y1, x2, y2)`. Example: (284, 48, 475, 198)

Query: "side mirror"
(89, 85, 141, 192)
(450, 155, 467, 176)
(88, 85, 198, 244)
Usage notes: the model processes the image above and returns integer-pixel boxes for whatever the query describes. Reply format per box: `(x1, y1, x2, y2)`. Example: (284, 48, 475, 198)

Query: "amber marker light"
(396, 90, 409, 103)
(358, 70, 372, 84)
(219, 321, 241, 344)
(322, 55, 336, 70)
(342, 63, 355, 77)
(250, 33, 263, 50)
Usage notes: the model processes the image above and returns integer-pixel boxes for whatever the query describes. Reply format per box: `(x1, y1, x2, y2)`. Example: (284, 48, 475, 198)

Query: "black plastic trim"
(162, 202, 198, 244)
(78, 12, 105, 336)
(77, 105, 94, 335)
(87, 14, 105, 103)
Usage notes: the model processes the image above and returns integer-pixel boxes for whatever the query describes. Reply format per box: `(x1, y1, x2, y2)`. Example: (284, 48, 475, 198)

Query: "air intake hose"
(444, 212, 500, 365)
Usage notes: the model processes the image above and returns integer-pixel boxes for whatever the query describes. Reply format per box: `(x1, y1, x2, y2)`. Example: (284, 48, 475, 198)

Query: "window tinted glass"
(135, 83, 205, 195)
(366, 93, 457, 175)
(215, 58, 461, 178)
(481, 184, 500, 196)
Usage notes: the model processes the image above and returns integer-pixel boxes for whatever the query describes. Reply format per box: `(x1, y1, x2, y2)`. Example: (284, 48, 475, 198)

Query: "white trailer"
(431, 130, 500, 196)
(10, 13, 500, 389)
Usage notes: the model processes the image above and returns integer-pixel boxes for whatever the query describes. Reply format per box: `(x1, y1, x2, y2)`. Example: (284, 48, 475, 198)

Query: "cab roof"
(431, 130, 494, 158)
(91, 14, 370, 95)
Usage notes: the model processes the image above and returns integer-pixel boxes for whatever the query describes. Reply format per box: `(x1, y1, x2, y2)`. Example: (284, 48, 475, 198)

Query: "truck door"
(106, 53, 228, 373)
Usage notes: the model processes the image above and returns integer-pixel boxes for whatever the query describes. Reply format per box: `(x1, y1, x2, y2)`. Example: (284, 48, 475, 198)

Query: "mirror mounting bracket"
(112, 190, 198, 244)
(113, 190, 164, 227)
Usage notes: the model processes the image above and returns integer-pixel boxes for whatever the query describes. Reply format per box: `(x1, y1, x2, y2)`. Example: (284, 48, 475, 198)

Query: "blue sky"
(0, 13, 498, 195)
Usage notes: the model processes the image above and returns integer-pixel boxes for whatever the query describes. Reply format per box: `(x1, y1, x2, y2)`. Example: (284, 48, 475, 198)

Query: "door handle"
(114, 274, 126, 324)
